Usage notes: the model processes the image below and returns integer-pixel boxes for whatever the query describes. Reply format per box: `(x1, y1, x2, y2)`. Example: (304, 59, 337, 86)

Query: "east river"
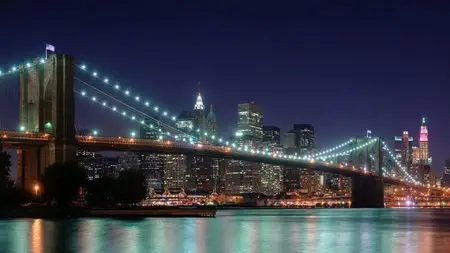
(0, 208, 449, 253)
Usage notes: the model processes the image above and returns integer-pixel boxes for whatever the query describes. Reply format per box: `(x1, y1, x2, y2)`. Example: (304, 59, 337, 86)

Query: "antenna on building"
(366, 129, 372, 138)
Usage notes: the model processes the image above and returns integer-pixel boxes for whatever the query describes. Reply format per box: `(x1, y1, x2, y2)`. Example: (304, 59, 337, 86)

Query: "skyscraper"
(139, 119, 165, 190)
(293, 124, 315, 155)
(263, 126, 280, 149)
(193, 92, 206, 132)
(236, 102, 263, 148)
(282, 131, 297, 155)
(419, 117, 430, 165)
(205, 105, 218, 137)
(260, 125, 283, 196)
(394, 131, 413, 167)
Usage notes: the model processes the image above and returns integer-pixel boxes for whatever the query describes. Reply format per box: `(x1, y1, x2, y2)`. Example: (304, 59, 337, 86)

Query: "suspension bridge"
(0, 53, 444, 208)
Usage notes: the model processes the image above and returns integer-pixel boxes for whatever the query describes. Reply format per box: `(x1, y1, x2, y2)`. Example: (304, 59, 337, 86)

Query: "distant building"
(293, 124, 315, 155)
(442, 159, 450, 187)
(236, 102, 263, 148)
(282, 131, 297, 155)
(164, 154, 186, 189)
(193, 92, 206, 133)
(205, 105, 218, 138)
(419, 117, 431, 165)
(175, 111, 195, 133)
(394, 131, 413, 168)
(139, 120, 165, 190)
(260, 125, 283, 196)
(79, 155, 119, 180)
(118, 152, 139, 171)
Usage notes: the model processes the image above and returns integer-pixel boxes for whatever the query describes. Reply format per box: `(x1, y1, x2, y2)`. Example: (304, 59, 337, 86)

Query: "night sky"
(1, 1, 450, 176)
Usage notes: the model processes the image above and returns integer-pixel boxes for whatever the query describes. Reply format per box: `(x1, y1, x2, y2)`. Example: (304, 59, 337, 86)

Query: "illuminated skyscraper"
(419, 117, 430, 165)
(236, 102, 264, 148)
(193, 92, 205, 132)
(394, 131, 413, 167)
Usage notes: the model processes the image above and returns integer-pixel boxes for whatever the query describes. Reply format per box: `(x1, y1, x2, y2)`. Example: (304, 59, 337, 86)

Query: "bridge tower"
(351, 137, 385, 208)
(17, 54, 76, 191)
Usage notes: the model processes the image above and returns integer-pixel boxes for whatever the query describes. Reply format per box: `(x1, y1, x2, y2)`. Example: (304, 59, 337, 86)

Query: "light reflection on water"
(0, 209, 449, 253)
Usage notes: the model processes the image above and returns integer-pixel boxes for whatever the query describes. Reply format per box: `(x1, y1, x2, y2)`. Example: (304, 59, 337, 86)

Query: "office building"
(293, 124, 315, 155)
(205, 105, 218, 137)
(419, 117, 430, 165)
(441, 159, 450, 187)
(394, 131, 413, 167)
(236, 102, 263, 148)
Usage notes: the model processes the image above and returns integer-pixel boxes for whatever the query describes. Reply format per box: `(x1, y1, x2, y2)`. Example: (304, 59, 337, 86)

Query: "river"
(0, 208, 449, 253)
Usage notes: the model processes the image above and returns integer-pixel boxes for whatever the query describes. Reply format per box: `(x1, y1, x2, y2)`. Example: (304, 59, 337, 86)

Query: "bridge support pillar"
(17, 145, 52, 191)
(17, 54, 76, 191)
(351, 175, 384, 208)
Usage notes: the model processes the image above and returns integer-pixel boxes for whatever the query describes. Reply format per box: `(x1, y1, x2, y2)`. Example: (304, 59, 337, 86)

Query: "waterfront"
(0, 209, 449, 253)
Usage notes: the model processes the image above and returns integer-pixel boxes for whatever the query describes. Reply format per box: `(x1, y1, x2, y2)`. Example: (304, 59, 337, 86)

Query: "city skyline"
(0, 1, 449, 174)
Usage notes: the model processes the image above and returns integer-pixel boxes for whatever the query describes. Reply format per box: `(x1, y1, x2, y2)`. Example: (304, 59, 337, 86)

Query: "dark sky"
(1, 1, 450, 175)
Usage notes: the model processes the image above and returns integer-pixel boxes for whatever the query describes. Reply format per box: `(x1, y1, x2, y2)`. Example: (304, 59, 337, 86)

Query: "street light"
(34, 184, 40, 197)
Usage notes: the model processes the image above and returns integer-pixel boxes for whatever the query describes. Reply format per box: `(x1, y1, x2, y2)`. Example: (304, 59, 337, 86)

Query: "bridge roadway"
(0, 130, 442, 192)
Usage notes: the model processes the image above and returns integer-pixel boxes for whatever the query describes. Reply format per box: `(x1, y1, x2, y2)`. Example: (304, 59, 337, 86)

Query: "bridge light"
(154, 106, 158, 111)
(80, 64, 86, 70)
(81, 91, 86, 96)
(218, 138, 222, 142)
(140, 120, 145, 124)
(92, 96, 96, 101)
(92, 130, 98, 136)
(19, 126, 25, 132)
(135, 96, 140, 101)
(112, 107, 117, 111)
(125, 90, 130, 95)
(131, 116, 136, 120)
(163, 111, 168, 116)
(26, 62, 31, 68)
(145, 101, 149, 106)
(115, 84, 120, 89)
(172, 116, 176, 121)
(12, 66, 17, 72)
(104, 78, 109, 83)
(130, 131, 136, 137)
(93, 72, 97, 77)
(122, 111, 126, 116)
(102, 102, 107, 106)
(40, 58, 45, 64)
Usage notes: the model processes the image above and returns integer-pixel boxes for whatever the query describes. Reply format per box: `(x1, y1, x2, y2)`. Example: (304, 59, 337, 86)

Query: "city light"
(130, 131, 136, 137)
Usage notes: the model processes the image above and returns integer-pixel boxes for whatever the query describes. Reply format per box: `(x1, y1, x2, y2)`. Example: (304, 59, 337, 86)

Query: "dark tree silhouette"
(115, 169, 147, 205)
(0, 140, 12, 189)
(85, 176, 117, 207)
(42, 161, 86, 206)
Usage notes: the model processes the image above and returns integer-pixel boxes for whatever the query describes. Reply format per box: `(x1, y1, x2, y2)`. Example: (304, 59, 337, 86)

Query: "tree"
(85, 176, 118, 207)
(115, 169, 147, 205)
(0, 140, 12, 189)
(42, 161, 86, 206)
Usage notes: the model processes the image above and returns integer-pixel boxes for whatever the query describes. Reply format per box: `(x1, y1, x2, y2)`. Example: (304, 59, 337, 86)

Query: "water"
(0, 208, 449, 253)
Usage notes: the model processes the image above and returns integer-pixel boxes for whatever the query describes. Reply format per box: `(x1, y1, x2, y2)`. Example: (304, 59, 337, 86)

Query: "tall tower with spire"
(206, 104, 218, 137)
(193, 91, 206, 137)
(419, 117, 430, 165)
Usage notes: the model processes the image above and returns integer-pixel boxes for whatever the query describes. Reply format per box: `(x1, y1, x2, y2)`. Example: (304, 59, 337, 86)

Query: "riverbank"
(0, 206, 216, 219)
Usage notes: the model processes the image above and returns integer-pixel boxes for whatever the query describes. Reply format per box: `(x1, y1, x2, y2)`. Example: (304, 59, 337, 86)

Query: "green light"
(92, 130, 98, 136)
(45, 122, 52, 128)
(130, 131, 136, 137)
(19, 126, 25, 131)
